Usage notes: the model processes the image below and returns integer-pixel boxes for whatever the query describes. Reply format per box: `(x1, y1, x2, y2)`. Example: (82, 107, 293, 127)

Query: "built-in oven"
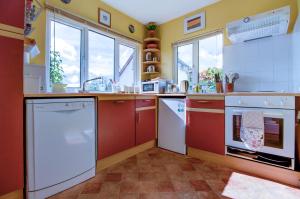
(225, 96, 295, 169)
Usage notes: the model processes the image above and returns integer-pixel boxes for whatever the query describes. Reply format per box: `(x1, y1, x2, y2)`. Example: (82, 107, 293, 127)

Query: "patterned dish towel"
(240, 111, 264, 151)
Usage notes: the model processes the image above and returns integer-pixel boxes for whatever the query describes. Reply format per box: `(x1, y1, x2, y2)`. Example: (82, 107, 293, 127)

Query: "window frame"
(45, 11, 140, 91)
(173, 31, 223, 85)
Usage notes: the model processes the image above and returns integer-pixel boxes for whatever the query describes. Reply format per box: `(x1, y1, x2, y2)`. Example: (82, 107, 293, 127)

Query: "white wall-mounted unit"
(226, 6, 290, 43)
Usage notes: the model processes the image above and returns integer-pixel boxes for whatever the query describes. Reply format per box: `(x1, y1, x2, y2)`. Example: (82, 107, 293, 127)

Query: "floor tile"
(80, 182, 102, 194)
(156, 181, 175, 192)
(105, 173, 122, 182)
(99, 182, 120, 194)
(190, 180, 212, 192)
(120, 181, 139, 193)
(119, 193, 139, 199)
(172, 180, 195, 192)
(180, 163, 196, 171)
(138, 181, 157, 193)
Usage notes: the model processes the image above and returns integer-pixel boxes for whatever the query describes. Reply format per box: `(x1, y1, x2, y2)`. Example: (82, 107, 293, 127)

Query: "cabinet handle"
(114, 100, 125, 104)
(143, 99, 151, 102)
(196, 100, 211, 103)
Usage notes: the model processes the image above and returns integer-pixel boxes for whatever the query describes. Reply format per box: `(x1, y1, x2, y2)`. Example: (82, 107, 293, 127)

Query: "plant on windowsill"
(50, 51, 67, 92)
(199, 67, 223, 93)
(215, 72, 223, 93)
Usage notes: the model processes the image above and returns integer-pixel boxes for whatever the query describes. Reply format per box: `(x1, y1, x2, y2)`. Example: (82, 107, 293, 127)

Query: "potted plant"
(199, 67, 223, 93)
(146, 22, 157, 37)
(50, 51, 67, 92)
(214, 72, 223, 93)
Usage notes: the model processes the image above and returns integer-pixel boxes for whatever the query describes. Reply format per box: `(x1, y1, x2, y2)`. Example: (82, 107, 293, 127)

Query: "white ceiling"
(102, 0, 221, 25)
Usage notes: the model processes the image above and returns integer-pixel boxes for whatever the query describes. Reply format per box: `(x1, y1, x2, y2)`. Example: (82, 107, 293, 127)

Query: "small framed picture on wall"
(98, 8, 111, 28)
(184, 12, 206, 34)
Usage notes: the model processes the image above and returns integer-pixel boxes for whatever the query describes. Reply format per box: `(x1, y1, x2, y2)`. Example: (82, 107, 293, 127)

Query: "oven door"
(225, 107, 295, 158)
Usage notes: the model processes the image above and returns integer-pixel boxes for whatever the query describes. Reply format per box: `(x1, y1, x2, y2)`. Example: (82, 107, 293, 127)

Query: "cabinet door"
(136, 109, 156, 145)
(0, 0, 24, 29)
(98, 100, 135, 159)
(186, 111, 225, 155)
(0, 36, 24, 195)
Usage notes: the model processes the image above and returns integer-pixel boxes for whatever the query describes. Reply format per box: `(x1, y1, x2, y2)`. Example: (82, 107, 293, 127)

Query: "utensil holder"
(226, 83, 234, 92)
(216, 82, 223, 93)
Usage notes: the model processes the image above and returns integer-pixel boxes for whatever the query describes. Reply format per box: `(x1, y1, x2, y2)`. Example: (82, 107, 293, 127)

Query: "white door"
(28, 100, 96, 191)
(158, 98, 186, 154)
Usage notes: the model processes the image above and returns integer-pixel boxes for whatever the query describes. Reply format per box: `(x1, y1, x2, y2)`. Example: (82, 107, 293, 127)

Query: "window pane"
(119, 44, 135, 86)
(177, 44, 193, 84)
(88, 31, 114, 80)
(198, 33, 223, 84)
(50, 21, 81, 87)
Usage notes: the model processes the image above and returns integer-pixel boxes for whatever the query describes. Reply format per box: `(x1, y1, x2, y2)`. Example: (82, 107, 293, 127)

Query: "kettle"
(180, 80, 189, 93)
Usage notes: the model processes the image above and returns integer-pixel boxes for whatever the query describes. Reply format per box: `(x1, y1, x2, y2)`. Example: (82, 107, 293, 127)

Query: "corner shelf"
(143, 48, 160, 53)
(142, 36, 161, 81)
(143, 61, 160, 65)
(144, 37, 160, 42)
(143, 72, 160, 75)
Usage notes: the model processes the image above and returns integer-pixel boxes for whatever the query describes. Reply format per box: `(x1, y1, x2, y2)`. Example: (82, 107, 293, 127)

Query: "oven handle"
(231, 110, 285, 118)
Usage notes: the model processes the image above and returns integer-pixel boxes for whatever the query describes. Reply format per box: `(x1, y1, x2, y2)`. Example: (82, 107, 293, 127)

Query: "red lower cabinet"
(98, 99, 135, 159)
(136, 109, 156, 145)
(0, 36, 24, 195)
(186, 99, 225, 155)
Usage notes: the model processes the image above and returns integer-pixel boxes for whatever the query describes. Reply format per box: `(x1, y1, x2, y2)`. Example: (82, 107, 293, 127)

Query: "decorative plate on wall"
(129, 24, 135, 33)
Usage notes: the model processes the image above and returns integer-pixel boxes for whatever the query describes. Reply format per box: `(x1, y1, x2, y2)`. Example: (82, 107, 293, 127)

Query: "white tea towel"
(240, 111, 264, 151)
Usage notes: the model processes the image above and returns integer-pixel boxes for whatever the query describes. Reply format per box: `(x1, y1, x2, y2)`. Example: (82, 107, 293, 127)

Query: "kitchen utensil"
(226, 72, 239, 83)
(145, 52, 152, 61)
(146, 65, 155, 73)
(180, 80, 189, 93)
(147, 43, 158, 49)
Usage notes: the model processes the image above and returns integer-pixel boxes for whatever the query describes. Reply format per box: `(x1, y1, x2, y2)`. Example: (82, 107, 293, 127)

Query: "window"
(177, 44, 193, 84)
(198, 33, 223, 85)
(46, 12, 139, 91)
(117, 44, 136, 86)
(50, 21, 82, 88)
(88, 31, 114, 80)
(174, 32, 223, 90)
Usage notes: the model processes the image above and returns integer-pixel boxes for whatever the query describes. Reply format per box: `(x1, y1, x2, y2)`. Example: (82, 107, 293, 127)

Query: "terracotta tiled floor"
(49, 148, 300, 199)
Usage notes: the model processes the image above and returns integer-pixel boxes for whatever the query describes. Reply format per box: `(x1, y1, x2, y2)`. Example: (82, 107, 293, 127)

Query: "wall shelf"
(143, 61, 160, 65)
(144, 37, 160, 42)
(142, 34, 161, 81)
(143, 72, 160, 75)
(143, 48, 160, 53)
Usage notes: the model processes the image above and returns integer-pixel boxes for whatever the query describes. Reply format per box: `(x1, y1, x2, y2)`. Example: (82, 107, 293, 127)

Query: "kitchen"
(2, 0, 300, 199)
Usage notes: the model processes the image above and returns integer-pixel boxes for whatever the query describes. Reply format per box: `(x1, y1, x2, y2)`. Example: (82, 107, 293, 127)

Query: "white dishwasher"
(26, 98, 96, 199)
(158, 98, 186, 154)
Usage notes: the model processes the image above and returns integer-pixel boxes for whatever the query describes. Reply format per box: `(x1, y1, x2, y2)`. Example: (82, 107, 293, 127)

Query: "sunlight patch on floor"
(222, 172, 300, 199)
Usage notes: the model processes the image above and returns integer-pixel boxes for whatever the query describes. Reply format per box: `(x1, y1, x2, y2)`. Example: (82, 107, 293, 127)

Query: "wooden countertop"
(23, 91, 300, 98)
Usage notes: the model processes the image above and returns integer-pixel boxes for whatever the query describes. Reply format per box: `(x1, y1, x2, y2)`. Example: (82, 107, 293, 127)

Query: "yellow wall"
(30, 0, 145, 65)
(159, 0, 298, 79)
(298, 0, 300, 12)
